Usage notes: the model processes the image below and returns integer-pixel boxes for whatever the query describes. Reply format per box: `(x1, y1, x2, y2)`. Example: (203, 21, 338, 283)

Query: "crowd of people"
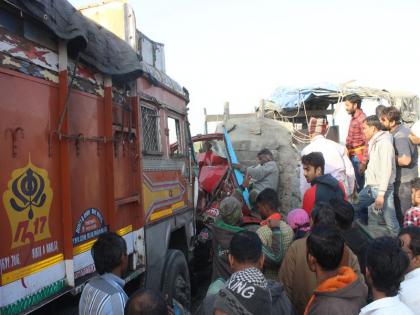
(193, 94, 420, 314)
(78, 94, 420, 315)
(194, 192, 419, 315)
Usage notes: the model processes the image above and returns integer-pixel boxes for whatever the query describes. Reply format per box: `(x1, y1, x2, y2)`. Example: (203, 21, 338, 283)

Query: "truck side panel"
(0, 28, 146, 313)
(0, 68, 66, 313)
(0, 3, 193, 311)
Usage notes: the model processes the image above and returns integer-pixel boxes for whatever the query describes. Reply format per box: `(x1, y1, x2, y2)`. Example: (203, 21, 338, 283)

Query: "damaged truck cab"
(0, 0, 195, 314)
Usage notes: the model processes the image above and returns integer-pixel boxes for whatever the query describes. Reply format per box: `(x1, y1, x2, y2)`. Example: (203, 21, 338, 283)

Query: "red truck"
(0, 0, 196, 313)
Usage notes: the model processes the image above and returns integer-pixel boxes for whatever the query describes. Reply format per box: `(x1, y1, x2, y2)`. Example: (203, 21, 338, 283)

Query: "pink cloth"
(287, 208, 311, 232)
(404, 207, 420, 227)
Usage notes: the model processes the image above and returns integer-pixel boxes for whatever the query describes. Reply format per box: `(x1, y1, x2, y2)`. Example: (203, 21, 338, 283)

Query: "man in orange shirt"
(304, 225, 367, 315)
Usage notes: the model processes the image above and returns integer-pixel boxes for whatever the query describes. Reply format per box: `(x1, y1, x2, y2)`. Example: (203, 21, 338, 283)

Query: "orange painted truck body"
(0, 1, 195, 314)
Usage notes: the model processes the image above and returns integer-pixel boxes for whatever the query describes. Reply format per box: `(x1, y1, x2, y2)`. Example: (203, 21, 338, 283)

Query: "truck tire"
(161, 249, 191, 310)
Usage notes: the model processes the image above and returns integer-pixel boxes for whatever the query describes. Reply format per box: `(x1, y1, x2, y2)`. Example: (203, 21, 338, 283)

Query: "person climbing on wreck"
(233, 148, 279, 207)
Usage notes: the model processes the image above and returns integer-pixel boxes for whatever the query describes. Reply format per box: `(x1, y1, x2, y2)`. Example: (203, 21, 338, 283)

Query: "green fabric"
(261, 221, 294, 265)
(219, 197, 242, 226)
(262, 229, 283, 263)
(213, 219, 293, 264)
(206, 278, 226, 296)
(257, 225, 273, 246)
(214, 219, 244, 233)
(1, 279, 65, 315)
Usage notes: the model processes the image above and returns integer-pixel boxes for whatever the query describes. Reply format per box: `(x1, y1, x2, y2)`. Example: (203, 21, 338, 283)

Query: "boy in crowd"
(360, 236, 413, 315)
(380, 106, 418, 224)
(255, 188, 294, 279)
(301, 152, 346, 215)
(79, 232, 128, 315)
(399, 226, 420, 314)
(404, 178, 420, 227)
(304, 225, 367, 315)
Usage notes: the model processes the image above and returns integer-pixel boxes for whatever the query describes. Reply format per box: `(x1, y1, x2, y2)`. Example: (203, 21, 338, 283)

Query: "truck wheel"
(162, 249, 191, 310)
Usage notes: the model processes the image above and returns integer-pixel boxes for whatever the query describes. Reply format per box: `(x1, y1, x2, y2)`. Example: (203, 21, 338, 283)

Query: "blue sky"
(70, 0, 420, 134)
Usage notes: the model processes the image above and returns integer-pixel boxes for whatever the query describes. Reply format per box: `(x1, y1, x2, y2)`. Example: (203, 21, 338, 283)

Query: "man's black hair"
(329, 199, 354, 230)
(375, 105, 388, 131)
(311, 202, 336, 227)
(363, 115, 382, 130)
(255, 188, 279, 211)
(307, 224, 344, 271)
(411, 177, 420, 191)
(257, 148, 273, 158)
(366, 236, 410, 297)
(91, 232, 127, 275)
(230, 230, 262, 264)
(301, 152, 325, 174)
(375, 104, 386, 119)
(399, 226, 420, 256)
(381, 106, 401, 124)
(124, 288, 167, 315)
(344, 94, 362, 108)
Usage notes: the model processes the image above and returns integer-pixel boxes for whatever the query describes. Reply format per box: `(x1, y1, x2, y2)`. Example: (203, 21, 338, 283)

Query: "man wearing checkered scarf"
(197, 231, 294, 315)
(213, 267, 271, 315)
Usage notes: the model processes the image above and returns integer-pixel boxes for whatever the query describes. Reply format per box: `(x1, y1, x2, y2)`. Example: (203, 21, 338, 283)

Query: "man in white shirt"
(399, 226, 420, 315)
(360, 236, 414, 315)
(300, 117, 355, 197)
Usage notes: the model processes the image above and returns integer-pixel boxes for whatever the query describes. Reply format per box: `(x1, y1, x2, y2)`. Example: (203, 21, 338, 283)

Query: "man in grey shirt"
(381, 106, 418, 224)
(233, 148, 279, 205)
(79, 232, 128, 315)
(353, 115, 400, 236)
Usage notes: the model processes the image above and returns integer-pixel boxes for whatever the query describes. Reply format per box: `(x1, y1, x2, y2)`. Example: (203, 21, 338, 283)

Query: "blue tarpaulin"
(270, 83, 340, 110)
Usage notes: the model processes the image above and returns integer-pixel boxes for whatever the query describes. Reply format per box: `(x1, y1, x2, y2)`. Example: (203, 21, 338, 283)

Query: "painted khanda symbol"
(10, 168, 46, 220)
(3, 157, 53, 249)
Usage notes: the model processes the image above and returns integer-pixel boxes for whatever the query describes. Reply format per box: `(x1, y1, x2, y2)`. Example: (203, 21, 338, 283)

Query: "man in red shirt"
(345, 94, 368, 193)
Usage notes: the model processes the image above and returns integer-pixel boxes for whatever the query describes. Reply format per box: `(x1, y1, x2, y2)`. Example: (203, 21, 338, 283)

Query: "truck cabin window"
(141, 106, 161, 154)
(168, 116, 183, 156)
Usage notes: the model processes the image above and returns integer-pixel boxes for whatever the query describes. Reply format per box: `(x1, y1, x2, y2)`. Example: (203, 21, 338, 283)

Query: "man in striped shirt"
(255, 188, 294, 280)
(79, 232, 129, 315)
(345, 94, 368, 193)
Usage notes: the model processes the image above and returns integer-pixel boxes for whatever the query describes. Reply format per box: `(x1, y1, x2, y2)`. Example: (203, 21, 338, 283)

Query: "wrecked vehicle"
(173, 132, 259, 224)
